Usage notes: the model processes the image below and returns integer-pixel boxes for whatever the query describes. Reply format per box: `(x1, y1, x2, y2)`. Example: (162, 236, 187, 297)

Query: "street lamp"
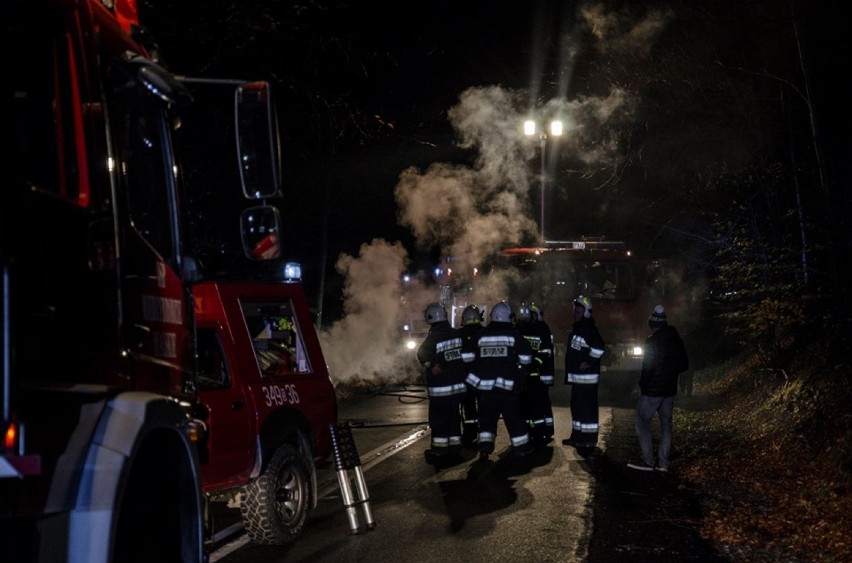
(524, 119, 563, 244)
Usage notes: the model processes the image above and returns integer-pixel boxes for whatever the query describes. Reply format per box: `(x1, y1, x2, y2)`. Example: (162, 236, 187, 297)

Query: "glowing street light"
(524, 119, 563, 243)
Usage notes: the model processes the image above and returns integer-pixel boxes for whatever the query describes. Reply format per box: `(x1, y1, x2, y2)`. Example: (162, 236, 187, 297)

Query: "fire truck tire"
(241, 443, 312, 545)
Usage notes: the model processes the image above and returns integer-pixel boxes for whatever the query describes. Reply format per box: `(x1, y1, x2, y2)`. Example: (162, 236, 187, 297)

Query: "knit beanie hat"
(648, 305, 667, 328)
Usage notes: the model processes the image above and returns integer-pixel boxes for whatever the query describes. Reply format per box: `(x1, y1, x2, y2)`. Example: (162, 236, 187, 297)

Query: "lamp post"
(524, 119, 563, 244)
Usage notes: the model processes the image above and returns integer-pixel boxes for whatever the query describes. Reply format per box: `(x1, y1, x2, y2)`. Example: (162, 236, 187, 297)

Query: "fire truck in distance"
(496, 240, 648, 376)
(2, 1, 337, 560)
(435, 238, 671, 381)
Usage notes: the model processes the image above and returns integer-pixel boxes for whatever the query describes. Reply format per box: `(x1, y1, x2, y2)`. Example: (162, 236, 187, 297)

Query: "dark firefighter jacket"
(564, 316, 606, 384)
(515, 319, 555, 385)
(417, 321, 467, 397)
(459, 322, 483, 348)
(462, 321, 533, 392)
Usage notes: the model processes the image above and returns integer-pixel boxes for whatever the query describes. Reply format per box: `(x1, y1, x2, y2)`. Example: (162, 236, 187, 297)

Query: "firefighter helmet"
(424, 302, 448, 324)
(517, 303, 532, 322)
(574, 295, 593, 318)
(462, 304, 483, 325)
(529, 302, 542, 321)
(490, 301, 513, 323)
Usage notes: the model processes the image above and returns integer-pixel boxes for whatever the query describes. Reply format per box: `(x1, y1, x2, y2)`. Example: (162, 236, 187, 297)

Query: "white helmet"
(462, 304, 483, 325)
(517, 304, 532, 322)
(490, 301, 513, 323)
(424, 302, 448, 324)
(574, 295, 592, 318)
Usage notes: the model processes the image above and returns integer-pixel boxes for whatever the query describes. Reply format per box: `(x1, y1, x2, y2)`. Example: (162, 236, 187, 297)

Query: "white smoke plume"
(319, 86, 634, 385)
(579, 3, 673, 57)
(318, 239, 414, 384)
(319, 2, 659, 386)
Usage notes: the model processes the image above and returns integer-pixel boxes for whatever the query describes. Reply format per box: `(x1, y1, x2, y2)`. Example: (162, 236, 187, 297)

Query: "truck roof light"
(283, 262, 302, 283)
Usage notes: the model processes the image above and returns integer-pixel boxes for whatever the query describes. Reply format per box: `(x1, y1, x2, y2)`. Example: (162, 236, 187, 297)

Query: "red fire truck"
(496, 240, 650, 376)
(2, 1, 337, 560)
(436, 239, 667, 382)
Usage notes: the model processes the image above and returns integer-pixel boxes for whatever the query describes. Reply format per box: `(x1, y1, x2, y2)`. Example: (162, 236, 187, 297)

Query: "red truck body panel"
(194, 280, 337, 493)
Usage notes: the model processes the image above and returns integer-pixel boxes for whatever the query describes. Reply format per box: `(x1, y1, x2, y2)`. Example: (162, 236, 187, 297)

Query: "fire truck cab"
(495, 239, 649, 378)
(3, 0, 337, 559)
(436, 239, 655, 383)
(194, 277, 337, 546)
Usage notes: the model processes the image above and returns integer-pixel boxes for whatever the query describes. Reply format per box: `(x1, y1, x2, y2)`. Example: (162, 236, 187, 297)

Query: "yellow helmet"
(529, 302, 542, 320)
(462, 305, 483, 325)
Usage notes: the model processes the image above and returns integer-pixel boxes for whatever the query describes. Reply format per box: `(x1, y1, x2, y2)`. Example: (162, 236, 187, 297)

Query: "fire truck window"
(108, 66, 179, 265)
(17, 19, 72, 201)
(575, 262, 636, 301)
(242, 301, 312, 376)
(544, 256, 577, 301)
(197, 329, 230, 390)
(585, 262, 617, 298)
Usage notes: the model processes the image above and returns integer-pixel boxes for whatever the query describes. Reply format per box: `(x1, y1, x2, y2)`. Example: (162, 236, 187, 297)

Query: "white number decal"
(262, 384, 300, 407)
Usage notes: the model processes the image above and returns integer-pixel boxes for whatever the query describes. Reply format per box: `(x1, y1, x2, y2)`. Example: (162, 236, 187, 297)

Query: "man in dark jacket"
(417, 302, 468, 463)
(562, 295, 606, 450)
(627, 305, 689, 472)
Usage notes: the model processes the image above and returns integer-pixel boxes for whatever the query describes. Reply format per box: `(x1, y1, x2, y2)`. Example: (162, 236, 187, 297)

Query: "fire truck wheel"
(241, 443, 312, 545)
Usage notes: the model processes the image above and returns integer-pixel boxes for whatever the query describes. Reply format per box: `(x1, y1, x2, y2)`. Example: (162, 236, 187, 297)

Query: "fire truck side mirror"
(241, 205, 282, 261)
(125, 55, 193, 106)
(235, 81, 281, 200)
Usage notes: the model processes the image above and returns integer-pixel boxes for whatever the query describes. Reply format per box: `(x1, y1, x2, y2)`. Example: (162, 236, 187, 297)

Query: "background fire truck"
(2, 1, 337, 560)
(431, 238, 697, 388)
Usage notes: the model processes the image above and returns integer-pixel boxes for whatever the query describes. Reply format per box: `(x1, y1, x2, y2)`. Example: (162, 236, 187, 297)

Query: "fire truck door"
(197, 327, 254, 489)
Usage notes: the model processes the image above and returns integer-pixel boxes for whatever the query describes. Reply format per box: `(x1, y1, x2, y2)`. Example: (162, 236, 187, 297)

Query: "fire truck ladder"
(328, 422, 375, 534)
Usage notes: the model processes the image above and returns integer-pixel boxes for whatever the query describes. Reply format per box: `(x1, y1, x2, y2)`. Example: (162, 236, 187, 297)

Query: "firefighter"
(462, 301, 534, 461)
(417, 302, 468, 462)
(562, 295, 606, 450)
(516, 302, 555, 445)
(458, 304, 484, 448)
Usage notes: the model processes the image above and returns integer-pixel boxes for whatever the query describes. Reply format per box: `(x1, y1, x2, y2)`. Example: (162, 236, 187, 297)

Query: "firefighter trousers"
(477, 388, 530, 454)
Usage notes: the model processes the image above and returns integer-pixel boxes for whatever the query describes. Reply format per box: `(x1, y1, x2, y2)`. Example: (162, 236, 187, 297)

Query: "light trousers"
(635, 394, 675, 469)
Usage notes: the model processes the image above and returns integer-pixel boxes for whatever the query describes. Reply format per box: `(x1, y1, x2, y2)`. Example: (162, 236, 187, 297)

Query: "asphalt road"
(209, 375, 724, 562)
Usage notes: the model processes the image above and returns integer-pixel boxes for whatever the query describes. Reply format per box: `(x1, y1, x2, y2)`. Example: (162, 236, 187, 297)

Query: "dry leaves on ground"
(675, 363, 852, 562)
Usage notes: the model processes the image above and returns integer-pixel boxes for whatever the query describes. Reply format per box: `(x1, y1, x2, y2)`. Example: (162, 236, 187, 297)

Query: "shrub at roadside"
(675, 355, 852, 562)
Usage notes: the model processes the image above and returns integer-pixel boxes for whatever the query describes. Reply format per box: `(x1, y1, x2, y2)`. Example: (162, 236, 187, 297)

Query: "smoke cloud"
(317, 239, 414, 384)
(579, 3, 673, 57)
(319, 86, 635, 385)
(319, 2, 666, 387)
